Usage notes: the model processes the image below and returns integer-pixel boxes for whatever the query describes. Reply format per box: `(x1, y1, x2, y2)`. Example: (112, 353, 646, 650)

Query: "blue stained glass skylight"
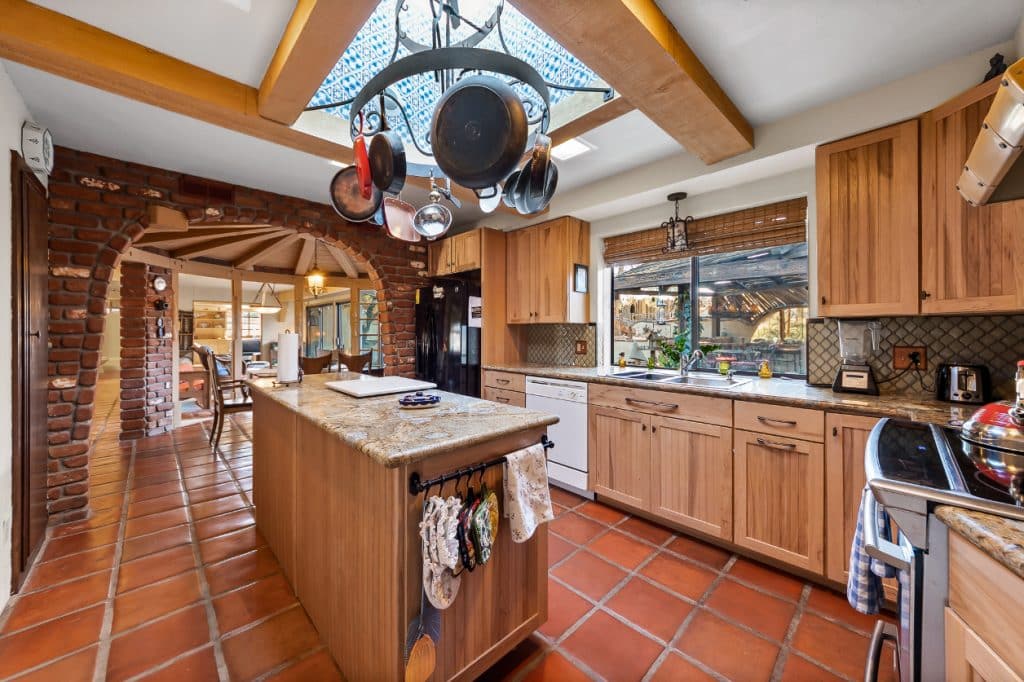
(308, 0, 603, 155)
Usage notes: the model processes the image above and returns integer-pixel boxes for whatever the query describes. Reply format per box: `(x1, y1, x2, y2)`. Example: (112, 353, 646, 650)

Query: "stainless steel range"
(864, 404, 1024, 681)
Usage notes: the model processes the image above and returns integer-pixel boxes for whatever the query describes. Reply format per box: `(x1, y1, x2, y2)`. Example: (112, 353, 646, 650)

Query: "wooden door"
(733, 430, 824, 572)
(10, 153, 50, 591)
(921, 79, 1024, 313)
(824, 414, 881, 585)
(945, 609, 1023, 682)
(816, 120, 920, 317)
(650, 416, 732, 540)
(506, 228, 534, 323)
(534, 220, 568, 323)
(588, 405, 650, 510)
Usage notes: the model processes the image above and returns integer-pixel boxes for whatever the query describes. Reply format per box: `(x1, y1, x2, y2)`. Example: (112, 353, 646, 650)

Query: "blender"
(832, 319, 881, 395)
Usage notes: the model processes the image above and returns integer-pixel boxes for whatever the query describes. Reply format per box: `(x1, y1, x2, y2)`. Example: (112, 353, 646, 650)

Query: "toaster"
(935, 363, 990, 404)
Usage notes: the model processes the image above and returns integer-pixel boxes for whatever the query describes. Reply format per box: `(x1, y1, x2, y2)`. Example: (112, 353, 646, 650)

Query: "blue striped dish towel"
(847, 486, 897, 614)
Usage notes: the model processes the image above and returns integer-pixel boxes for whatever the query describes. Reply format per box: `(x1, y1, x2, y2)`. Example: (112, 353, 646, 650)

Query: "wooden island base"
(252, 394, 549, 681)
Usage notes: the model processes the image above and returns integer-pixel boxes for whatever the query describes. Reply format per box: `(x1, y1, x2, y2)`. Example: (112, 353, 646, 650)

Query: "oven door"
(863, 489, 922, 682)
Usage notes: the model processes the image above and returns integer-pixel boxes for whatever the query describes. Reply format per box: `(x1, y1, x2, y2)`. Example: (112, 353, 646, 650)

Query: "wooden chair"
(196, 346, 251, 448)
(300, 353, 333, 375)
(338, 351, 373, 374)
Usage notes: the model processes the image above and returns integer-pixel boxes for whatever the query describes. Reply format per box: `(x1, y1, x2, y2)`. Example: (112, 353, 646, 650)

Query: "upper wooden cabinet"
(506, 217, 589, 324)
(921, 79, 1024, 314)
(816, 120, 921, 317)
(429, 229, 481, 276)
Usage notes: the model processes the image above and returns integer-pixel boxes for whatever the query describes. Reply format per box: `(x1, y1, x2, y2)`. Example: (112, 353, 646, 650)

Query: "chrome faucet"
(680, 349, 704, 376)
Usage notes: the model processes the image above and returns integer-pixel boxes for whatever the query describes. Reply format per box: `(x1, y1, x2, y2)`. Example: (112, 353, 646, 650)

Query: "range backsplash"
(525, 324, 598, 367)
(807, 315, 1024, 399)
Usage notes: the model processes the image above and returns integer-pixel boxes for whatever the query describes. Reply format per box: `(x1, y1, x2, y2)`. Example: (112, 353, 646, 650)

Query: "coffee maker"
(832, 319, 881, 395)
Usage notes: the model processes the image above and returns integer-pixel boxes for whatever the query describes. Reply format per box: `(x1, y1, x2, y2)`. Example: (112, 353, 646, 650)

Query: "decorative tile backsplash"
(808, 316, 1024, 399)
(525, 324, 598, 367)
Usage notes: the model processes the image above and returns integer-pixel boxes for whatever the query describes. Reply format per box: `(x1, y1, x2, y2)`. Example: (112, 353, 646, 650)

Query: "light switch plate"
(575, 340, 587, 355)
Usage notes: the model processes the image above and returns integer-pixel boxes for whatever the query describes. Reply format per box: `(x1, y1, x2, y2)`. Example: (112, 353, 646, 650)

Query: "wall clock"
(152, 276, 168, 292)
(21, 121, 53, 175)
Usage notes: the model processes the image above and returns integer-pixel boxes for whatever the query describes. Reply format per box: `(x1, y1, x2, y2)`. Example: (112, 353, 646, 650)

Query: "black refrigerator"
(415, 277, 482, 397)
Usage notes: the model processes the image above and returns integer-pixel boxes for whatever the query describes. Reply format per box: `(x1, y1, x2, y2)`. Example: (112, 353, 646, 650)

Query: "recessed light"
(551, 137, 594, 160)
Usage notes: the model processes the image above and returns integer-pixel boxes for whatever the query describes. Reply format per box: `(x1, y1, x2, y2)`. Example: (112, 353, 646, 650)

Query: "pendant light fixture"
(248, 282, 283, 314)
(662, 192, 693, 254)
(305, 240, 327, 298)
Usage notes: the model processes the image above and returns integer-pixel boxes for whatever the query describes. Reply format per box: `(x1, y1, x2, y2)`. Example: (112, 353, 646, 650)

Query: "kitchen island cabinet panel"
(252, 399, 297, 581)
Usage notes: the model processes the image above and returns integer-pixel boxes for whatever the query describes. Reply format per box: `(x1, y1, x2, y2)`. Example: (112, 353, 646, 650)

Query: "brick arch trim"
(46, 147, 428, 523)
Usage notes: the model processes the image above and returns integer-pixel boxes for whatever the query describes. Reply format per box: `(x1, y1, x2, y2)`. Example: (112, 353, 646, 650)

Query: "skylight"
(307, 0, 604, 154)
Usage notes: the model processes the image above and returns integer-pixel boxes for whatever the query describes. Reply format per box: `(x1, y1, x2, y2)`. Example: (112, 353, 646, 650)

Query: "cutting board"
(325, 376, 437, 398)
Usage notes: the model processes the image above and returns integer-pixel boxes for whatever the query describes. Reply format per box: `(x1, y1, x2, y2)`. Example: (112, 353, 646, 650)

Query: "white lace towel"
(503, 443, 554, 543)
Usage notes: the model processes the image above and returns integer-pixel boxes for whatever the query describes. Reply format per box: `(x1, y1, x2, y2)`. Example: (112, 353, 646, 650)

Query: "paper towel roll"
(277, 333, 299, 383)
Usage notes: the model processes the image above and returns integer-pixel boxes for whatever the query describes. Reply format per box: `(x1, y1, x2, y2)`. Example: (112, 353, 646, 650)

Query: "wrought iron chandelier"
(662, 192, 693, 254)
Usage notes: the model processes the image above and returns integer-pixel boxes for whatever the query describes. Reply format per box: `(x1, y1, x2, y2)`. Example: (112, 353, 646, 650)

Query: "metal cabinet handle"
(27, 330, 40, 338)
(496, 397, 510, 403)
(862, 488, 911, 571)
(757, 415, 797, 427)
(755, 437, 797, 451)
(496, 378, 510, 385)
(641, 423, 646, 431)
(625, 397, 679, 411)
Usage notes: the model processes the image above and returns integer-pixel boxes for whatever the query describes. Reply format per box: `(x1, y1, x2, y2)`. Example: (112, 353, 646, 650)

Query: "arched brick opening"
(46, 146, 428, 523)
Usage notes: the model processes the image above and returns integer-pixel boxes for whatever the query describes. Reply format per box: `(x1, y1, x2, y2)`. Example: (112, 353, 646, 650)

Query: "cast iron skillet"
(329, 166, 382, 223)
(369, 95, 407, 194)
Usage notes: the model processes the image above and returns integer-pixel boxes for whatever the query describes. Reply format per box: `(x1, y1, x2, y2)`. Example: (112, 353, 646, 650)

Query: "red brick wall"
(46, 146, 428, 523)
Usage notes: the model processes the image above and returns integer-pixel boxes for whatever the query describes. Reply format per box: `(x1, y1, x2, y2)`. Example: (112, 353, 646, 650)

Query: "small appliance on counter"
(832, 319, 881, 395)
(935, 363, 990, 404)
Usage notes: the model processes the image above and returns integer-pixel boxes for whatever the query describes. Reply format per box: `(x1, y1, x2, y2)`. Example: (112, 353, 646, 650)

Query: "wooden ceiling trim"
(510, 0, 753, 164)
(294, 236, 317, 275)
(233, 233, 303, 269)
(324, 242, 360, 278)
(171, 230, 290, 260)
(259, 0, 379, 125)
(550, 96, 635, 146)
(133, 225, 280, 246)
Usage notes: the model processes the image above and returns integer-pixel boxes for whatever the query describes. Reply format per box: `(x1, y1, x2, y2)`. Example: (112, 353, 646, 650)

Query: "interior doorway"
(10, 152, 49, 592)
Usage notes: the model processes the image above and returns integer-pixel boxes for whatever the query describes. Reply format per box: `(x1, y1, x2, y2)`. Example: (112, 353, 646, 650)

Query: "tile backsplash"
(525, 324, 598, 367)
(807, 315, 1024, 399)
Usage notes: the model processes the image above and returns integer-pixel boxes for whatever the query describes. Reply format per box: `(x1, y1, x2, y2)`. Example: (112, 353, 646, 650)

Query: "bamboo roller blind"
(603, 197, 807, 265)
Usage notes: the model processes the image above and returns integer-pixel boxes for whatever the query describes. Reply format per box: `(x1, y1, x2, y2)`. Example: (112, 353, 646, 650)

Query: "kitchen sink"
(612, 370, 750, 389)
(612, 371, 678, 381)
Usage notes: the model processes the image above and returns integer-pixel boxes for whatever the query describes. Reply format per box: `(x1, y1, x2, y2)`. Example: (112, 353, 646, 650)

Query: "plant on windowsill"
(655, 332, 720, 370)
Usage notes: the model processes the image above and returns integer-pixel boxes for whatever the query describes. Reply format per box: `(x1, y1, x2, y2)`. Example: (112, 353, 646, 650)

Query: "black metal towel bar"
(408, 435, 554, 496)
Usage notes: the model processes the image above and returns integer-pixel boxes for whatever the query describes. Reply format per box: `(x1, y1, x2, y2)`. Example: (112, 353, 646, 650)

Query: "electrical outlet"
(893, 345, 927, 371)
(574, 340, 588, 355)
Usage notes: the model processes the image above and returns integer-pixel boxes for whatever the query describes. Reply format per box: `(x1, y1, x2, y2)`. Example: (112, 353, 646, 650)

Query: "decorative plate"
(399, 391, 441, 409)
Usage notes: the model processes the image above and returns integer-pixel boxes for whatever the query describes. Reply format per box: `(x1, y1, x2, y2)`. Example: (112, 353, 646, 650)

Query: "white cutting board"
(324, 376, 437, 398)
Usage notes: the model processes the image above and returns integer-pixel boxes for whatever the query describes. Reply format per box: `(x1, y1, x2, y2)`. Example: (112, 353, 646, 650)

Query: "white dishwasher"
(525, 376, 592, 498)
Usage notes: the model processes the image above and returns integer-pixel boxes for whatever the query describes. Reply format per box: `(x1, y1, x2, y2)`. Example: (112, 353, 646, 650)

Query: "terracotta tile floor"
(0, 376, 897, 681)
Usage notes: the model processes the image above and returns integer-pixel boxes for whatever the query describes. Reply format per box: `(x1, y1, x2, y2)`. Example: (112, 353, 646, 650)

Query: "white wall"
(0, 62, 32, 610)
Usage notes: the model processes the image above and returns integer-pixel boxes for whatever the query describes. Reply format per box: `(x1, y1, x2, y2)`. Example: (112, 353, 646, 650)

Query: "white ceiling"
(656, 0, 1024, 126)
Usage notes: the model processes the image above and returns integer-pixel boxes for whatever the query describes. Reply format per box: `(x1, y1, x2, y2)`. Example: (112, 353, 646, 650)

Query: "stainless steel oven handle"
(862, 488, 911, 572)
(863, 619, 899, 682)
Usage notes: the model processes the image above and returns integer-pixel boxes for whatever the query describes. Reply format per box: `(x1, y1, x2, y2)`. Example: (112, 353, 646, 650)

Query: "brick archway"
(46, 147, 428, 522)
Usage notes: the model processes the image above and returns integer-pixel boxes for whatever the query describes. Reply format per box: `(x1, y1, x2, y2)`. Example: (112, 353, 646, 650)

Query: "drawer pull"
(496, 397, 510, 403)
(496, 378, 511, 385)
(625, 397, 678, 411)
(756, 437, 797, 451)
(757, 416, 798, 427)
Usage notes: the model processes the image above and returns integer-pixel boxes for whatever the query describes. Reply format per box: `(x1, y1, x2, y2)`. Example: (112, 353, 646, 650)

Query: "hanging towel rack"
(408, 435, 554, 496)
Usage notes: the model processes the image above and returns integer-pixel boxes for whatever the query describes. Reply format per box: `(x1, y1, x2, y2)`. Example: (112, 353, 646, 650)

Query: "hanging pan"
(369, 93, 407, 194)
(383, 196, 421, 243)
(329, 166, 382, 223)
(353, 112, 373, 199)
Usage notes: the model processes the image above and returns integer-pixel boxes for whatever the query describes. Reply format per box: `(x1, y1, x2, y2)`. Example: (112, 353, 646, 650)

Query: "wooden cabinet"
(482, 386, 525, 407)
(506, 216, 589, 324)
(946, 610, 1022, 682)
(921, 78, 1024, 314)
(733, 429, 824, 572)
(815, 120, 920, 317)
(430, 228, 481, 276)
(650, 416, 733, 540)
(589, 405, 651, 510)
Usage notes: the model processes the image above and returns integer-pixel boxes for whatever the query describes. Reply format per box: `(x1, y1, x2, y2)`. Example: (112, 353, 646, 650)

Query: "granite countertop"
(936, 506, 1024, 579)
(483, 364, 976, 426)
(247, 372, 558, 468)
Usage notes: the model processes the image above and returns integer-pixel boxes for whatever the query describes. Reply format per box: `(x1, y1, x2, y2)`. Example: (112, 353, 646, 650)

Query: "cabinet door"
(816, 120, 920, 316)
(921, 79, 1024, 313)
(945, 609, 1023, 682)
(452, 230, 481, 273)
(506, 228, 534, 323)
(429, 239, 452, 276)
(589, 406, 650, 510)
(650, 416, 732, 540)
(734, 430, 824, 572)
(534, 221, 568, 323)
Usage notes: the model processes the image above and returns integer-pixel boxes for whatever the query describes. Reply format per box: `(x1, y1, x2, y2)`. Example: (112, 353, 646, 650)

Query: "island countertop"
(247, 372, 558, 467)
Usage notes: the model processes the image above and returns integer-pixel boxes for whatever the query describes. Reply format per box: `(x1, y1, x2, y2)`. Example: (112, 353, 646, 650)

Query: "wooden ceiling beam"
(134, 226, 281, 247)
(233, 233, 303, 270)
(323, 243, 360, 278)
(0, 0, 354, 163)
(510, 0, 753, 164)
(259, 0, 379, 125)
(294, 236, 317, 275)
(550, 96, 635, 146)
(171, 230, 287, 260)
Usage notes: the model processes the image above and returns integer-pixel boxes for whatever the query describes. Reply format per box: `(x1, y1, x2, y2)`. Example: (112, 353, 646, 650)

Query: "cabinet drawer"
(482, 370, 525, 393)
(482, 386, 525, 407)
(734, 401, 824, 442)
(589, 383, 731, 426)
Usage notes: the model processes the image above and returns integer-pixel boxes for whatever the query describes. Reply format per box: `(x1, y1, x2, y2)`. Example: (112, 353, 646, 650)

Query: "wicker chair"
(337, 351, 373, 374)
(300, 353, 333, 375)
(196, 346, 251, 448)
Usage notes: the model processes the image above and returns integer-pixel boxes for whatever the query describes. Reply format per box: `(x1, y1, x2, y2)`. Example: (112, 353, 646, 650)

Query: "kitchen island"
(247, 373, 558, 681)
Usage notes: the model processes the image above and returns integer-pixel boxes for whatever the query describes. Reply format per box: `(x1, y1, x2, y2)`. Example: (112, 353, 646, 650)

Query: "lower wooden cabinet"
(650, 416, 732, 540)
(824, 414, 880, 584)
(481, 386, 525, 407)
(589, 405, 651, 510)
(945, 609, 1022, 682)
(733, 429, 825, 573)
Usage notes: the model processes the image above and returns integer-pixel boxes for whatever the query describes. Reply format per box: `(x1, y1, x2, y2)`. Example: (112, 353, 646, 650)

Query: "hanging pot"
(512, 160, 533, 215)
(430, 75, 527, 189)
(476, 183, 502, 213)
(354, 113, 373, 200)
(369, 95, 407, 194)
(329, 166, 382, 223)
(383, 196, 421, 243)
(501, 170, 520, 208)
(412, 189, 453, 239)
(527, 132, 551, 200)
(522, 161, 558, 214)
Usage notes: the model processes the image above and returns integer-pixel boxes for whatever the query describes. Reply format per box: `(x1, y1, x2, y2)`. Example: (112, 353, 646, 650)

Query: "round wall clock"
(21, 121, 53, 175)
(152, 276, 168, 292)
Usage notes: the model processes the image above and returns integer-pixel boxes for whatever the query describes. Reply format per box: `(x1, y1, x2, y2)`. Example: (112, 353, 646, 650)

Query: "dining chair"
(337, 351, 373, 374)
(300, 353, 333, 375)
(197, 346, 252, 448)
